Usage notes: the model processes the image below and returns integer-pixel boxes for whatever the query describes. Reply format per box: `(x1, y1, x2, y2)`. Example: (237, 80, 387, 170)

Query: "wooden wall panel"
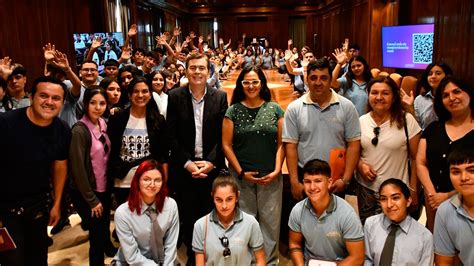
(398, 0, 473, 84)
(0, 0, 105, 89)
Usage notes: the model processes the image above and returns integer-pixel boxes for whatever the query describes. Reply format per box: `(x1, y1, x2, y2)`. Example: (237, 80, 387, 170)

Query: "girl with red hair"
(112, 160, 179, 265)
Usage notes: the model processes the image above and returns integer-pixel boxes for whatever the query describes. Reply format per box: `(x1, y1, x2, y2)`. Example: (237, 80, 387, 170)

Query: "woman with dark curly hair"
(417, 76, 474, 231)
(222, 65, 284, 264)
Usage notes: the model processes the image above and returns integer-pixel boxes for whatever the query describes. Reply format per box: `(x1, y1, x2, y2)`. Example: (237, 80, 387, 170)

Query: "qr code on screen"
(412, 33, 434, 64)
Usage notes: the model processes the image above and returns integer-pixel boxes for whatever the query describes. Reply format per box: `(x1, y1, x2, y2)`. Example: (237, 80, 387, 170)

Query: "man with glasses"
(0, 76, 71, 266)
(167, 53, 228, 265)
(283, 57, 360, 201)
(60, 60, 102, 127)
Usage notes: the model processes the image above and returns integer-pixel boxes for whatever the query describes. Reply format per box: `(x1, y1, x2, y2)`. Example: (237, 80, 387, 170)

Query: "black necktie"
(380, 224, 399, 266)
(145, 207, 165, 263)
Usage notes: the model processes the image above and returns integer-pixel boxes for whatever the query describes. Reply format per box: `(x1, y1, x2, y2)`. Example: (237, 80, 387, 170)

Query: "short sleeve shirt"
(337, 76, 368, 117)
(192, 208, 264, 265)
(282, 90, 361, 167)
(225, 102, 284, 172)
(434, 194, 474, 265)
(288, 195, 364, 262)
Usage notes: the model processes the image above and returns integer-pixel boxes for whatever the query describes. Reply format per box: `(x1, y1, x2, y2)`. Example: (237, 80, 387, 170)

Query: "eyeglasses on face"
(141, 178, 162, 186)
(241, 80, 261, 87)
(219, 236, 231, 258)
(81, 68, 97, 73)
(371, 126, 380, 146)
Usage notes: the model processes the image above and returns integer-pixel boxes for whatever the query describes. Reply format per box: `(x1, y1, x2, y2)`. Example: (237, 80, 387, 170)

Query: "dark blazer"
(167, 85, 228, 169)
(107, 107, 169, 182)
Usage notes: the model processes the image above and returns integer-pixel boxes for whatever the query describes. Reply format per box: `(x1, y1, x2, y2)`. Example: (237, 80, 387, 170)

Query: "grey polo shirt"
(282, 90, 361, 167)
(288, 194, 364, 262)
(434, 194, 474, 265)
(364, 214, 433, 266)
(192, 207, 264, 265)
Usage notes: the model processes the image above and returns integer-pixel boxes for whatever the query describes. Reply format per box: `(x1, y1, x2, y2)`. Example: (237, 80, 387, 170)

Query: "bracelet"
(408, 186, 416, 193)
(288, 247, 302, 254)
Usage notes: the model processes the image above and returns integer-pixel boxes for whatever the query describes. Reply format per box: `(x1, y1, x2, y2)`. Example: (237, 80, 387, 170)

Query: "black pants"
(71, 190, 112, 266)
(0, 209, 49, 266)
(170, 166, 215, 263)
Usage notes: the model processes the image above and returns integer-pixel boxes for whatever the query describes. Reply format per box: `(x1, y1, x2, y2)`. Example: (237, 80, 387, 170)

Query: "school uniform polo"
(192, 207, 264, 265)
(288, 194, 364, 262)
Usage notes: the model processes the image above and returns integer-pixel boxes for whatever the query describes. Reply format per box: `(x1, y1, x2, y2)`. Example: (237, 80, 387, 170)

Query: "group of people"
(0, 25, 473, 266)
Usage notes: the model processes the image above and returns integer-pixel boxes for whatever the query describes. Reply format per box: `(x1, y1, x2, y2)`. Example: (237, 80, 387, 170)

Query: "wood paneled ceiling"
(149, 0, 323, 9)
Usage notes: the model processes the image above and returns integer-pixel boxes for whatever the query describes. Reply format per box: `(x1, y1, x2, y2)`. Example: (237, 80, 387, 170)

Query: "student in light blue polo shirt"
(288, 159, 364, 265)
(434, 143, 474, 265)
(192, 176, 266, 265)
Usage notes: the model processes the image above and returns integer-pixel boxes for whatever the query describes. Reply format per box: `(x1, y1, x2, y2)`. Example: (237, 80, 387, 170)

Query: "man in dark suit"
(167, 53, 228, 265)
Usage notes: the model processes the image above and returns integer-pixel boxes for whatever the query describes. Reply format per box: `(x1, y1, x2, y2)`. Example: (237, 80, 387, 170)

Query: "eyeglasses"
(141, 178, 162, 186)
(81, 68, 97, 73)
(98, 135, 109, 154)
(241, 80, 261, 87)
(371, 126, 380, 146)
(219, 236, 231, 258)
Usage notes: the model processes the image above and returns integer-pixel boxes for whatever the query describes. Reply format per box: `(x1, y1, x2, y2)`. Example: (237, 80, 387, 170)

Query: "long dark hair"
(147, 70, 167, 94)
(127, 76, 165, 131)
(366, 76, 405, 129)
(345, 55, 372, 88)
(420, 61, 453, 95)
(82, 86, 109, 120)
(231, 65, 271, 105)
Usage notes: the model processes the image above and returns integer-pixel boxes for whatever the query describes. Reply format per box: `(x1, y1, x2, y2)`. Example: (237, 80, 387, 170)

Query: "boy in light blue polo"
(288, 159, 364, 265)
(434, 144, 474, 265)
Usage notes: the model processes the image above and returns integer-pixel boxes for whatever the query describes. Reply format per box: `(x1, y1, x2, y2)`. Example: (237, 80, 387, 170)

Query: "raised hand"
(120, 47, 132, 61)
(173, 27, 181, 37)
(43, 43, 56, 62)
(128, 24, 137, 37)
(207, 33, 212, 40)
(332, 48, 348, 65)
(242, 33, 246, 39)
(0, 56, 13, 77)
(175, 42, 182, 53)
(400, 89, 415, 107)
(91, 36, 103, 50)
(288, 39, 293, 46)
(155, 35, 168, 45)
(52, 51, 70, 70)
(219, 38, 224, 45)
(163, 31, 170, 40)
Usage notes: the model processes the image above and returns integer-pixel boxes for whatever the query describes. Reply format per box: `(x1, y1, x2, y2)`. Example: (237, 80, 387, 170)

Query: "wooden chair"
(389, 73, 403, 88)
(371, 68, 381, 78)
(379, 71, 390, 77)
(400, 75, 418, 95)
